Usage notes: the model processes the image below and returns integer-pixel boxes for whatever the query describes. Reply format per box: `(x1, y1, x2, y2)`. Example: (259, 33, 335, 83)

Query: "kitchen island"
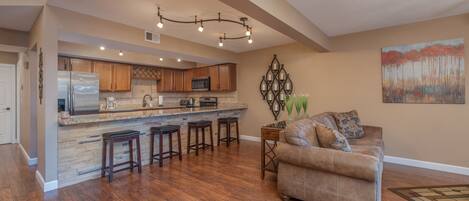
(58, 103, 247, 188)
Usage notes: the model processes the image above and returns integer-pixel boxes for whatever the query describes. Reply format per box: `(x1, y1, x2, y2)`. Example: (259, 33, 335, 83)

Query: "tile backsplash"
(99, 79, 238, 106)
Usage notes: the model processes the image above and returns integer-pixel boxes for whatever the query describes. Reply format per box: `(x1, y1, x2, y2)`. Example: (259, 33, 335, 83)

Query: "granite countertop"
(58, 103, 248, 126)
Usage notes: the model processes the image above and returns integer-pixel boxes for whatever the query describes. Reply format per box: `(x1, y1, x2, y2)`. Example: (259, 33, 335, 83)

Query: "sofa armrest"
(363, 125, 383, 139)
(277, 142, 380, 182)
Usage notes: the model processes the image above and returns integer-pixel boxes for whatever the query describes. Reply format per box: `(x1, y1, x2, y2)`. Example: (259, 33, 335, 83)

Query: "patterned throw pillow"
(333, 110, 365, 139)
(315, 124, 352, 152)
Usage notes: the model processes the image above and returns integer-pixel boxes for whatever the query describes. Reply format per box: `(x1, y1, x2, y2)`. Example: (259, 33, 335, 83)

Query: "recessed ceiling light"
(177, 58, 182, 62)
(118, 51, 124, 56)
(159, 58, 164, 61)
(99, 46, 106, 51)
(248, 37, 253, 44)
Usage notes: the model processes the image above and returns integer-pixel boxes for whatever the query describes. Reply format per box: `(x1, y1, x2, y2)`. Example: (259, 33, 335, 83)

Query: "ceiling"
(0, 6, 42, 31)
(287, 0, 469, 37)
(47, 0, 293, 53)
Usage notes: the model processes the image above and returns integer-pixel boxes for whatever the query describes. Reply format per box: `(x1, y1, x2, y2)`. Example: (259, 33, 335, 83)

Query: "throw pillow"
(315, 124, 352, 152)
(284, 118, 320, 146)
(333, 110, 365, 139)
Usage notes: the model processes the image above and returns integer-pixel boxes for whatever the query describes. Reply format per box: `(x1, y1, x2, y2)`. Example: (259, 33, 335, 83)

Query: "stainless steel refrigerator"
(58, 71, 100, 115)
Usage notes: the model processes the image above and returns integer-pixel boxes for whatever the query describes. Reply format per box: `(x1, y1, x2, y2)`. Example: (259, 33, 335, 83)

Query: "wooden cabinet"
(158, 69, 185, 92)
(192, 67, 209, 78)
(209, 66, 219, 91)
(112, 63, 132, 92)
(219, 64, 236, 91)
(183, 69, 193, 92)
(70, 58, 93, 72)
(92, 61, 132, 92)
(209, 64, 236, 91)
(93, 61, 113, 91)
(173, 70, 184, 92)
(58, 56, 70, 71)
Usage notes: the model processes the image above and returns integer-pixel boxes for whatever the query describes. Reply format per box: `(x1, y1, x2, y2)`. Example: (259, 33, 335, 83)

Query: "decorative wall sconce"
(259, 55, 293, 120)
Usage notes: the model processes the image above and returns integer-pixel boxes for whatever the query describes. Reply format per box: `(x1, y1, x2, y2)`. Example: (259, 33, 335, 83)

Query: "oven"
(192, 77, 210, 91)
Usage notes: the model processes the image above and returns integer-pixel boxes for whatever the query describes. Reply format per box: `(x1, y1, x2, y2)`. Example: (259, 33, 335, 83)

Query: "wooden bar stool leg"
(159, 133, 163, 167)
(136, 136, 142, 173)
(101, 141, 107, 177)
(187, 127, 191, 154)
(226, 123, 231, 147)
(195, 128, 199, 156)
(169, 132, 173, 159)
(150, 133, 154, 165)
(177, 129, 182, 160)
(129, 139, 134, 172)
(202, 127, 206, 150)
(210, 125, 214, 151)
(236, 121, 240, 144)
(108, 142, 114, 182)
(217, 122, 221, 146)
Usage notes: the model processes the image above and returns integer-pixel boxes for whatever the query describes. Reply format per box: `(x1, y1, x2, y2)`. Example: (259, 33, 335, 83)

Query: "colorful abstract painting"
(382, 38, 465, 104)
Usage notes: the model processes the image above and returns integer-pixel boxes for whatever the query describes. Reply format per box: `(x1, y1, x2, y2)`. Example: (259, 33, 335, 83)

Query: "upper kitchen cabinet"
(219, 64, 236, 91)
(209, 66, 219, 91)
(210, 64, 237, 92)
(192, 67, 209, 78)
(93, 61, 113, 91)
(183, 69, 193, 92)
(92, 61, 132, 92)
(112, 63, 132, 92)
(70, 58, 93, 72)
(157, 69, 184, 92)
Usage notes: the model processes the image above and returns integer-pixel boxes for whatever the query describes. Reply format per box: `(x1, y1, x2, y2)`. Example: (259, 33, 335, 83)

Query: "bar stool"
(150, 125, 182, 167)
(101, 130, 142, 182)
(187, 120, 214, 156)
(217, 117, 240, 147)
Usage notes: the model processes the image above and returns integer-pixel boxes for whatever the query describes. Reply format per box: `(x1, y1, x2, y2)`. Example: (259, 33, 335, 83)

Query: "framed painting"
(382, 38, 465, 104)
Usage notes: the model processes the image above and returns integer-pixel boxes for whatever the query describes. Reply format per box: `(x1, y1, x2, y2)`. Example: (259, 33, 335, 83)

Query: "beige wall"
(0, 51, 18, 64)
(238, 13, 469, 168)
(29, 5, 59, 182)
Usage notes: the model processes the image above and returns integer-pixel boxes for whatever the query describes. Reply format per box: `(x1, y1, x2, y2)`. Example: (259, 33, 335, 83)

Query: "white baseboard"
(35, 170, 58, 192)
(240, 135, 261, 142)
(19, 144, 38, 166)
(384, 155, 469, 176)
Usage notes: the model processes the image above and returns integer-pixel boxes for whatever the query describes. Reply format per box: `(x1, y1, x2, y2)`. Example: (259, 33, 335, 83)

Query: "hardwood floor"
(2, 141, 469, 201)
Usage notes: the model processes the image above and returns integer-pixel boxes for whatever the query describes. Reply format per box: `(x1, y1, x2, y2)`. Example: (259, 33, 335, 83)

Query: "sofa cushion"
(333, 110, 365, 139)
(309, 112, 338, 131)
(316, 124, 352, 152)
(284, 118, 320, 146)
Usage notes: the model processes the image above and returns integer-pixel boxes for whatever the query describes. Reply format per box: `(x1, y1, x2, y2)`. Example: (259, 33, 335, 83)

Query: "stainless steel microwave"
(192, 77, 210, 91)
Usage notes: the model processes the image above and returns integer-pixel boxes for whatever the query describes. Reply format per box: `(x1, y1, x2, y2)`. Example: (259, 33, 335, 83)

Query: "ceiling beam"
(220, 0, 330, 52)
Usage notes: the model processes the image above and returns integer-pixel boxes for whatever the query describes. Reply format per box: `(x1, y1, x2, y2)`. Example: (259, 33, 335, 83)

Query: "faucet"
(142, 94, 153, 108)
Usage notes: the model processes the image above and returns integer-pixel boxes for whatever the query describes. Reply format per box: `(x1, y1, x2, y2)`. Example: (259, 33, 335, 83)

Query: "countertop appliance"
(192, 77, 210, 91)
(180, 97, 195, 107)
(199, 97, 218, 107)
(58, 71, 100, 115)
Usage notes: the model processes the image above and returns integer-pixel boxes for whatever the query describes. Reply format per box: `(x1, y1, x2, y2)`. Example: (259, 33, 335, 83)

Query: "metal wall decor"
(259, 55, 293, 120)
(38, 48, 44, 105)
(156, 7, 254, 45)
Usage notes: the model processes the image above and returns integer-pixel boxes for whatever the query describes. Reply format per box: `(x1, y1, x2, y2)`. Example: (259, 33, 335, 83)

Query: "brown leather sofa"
(277, 113, 384, 201)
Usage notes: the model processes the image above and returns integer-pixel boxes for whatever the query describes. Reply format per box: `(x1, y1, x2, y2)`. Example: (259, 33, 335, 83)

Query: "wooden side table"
(261, 121, 286, 179)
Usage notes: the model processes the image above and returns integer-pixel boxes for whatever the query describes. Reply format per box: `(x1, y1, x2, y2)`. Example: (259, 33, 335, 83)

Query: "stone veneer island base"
(58, 104, 247, 188)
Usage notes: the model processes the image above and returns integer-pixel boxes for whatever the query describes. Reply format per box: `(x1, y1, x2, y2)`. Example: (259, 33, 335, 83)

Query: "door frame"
(0, 63, 18, 144)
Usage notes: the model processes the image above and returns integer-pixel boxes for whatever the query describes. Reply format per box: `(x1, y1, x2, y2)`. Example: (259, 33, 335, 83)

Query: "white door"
(0, 64, 15, 144)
